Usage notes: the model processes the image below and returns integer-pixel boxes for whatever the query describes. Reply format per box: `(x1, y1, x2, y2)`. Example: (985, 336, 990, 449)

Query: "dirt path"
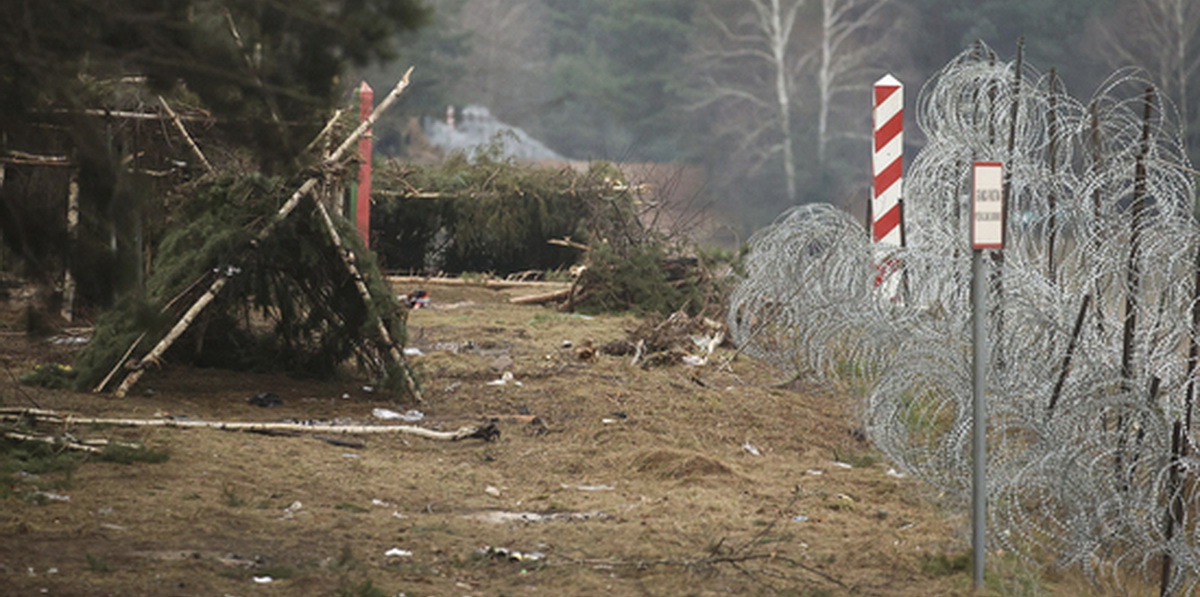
(0, 284, 1039, 596)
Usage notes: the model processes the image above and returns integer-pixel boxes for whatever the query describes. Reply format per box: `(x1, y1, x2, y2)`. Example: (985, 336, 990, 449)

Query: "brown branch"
(158, 95, 214, 174)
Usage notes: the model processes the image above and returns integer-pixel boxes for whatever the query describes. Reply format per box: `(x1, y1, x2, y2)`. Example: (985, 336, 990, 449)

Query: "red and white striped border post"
(872, 74, 903, 247)
(872, 75, 904, 292)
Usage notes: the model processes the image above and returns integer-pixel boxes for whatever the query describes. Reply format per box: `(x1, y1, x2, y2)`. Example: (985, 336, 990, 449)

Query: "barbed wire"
(728, 42, 1200, 593)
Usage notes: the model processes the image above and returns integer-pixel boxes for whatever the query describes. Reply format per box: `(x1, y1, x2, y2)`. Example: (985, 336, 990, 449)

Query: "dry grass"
(0, 283, 1116, 595)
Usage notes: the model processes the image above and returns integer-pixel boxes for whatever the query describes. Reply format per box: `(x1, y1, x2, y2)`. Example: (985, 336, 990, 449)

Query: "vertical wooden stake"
(60, 169, 80, 322)
(356, 82, 375, 247)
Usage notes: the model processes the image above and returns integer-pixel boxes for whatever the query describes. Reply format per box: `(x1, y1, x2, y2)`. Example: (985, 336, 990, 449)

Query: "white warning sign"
(972, 162, 1004, 249)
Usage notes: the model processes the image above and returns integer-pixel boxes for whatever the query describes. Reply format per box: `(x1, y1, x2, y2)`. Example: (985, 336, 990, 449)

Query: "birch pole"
(60, 168, 80, 322)
(158, 95, 214, 174)
(314, 199, 422, 401)
(111, 69, 415, 398)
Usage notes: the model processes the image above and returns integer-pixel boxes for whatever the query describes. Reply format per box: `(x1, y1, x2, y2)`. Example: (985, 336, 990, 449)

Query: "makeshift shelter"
(74, 72, 421, 401)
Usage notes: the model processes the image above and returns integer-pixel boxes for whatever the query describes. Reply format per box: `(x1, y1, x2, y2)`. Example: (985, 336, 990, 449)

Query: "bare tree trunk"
(768, 0, 798, 201)
(60, 168, 79, 322)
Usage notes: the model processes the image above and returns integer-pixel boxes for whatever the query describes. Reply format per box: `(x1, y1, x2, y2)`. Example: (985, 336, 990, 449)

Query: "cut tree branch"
(1, 408, 498, 442)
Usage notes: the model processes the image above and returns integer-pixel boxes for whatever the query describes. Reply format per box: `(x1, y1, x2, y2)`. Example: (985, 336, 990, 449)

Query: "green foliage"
(74, 173, 416, 396)
(0, 0, 429, 304)
(0, 436, 83, 499)
(20, 364, 77, 390)
(373, 145, 595, 273)
(574, 242, 687, 315)
(376, 153, 729, 317)
(0, 0, 429, 164)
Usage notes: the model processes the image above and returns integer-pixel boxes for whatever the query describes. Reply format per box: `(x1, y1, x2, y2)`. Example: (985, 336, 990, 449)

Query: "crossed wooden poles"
(100, 68, 421, 401)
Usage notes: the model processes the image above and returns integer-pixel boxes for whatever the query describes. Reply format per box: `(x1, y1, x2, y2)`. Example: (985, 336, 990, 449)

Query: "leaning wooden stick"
(3, 430, 103, 453)
(158, 95, 214, 174)
(114, 275, 231, 397)
(326, 67, 413, 165)
(314, 200, 422, 402)
(110, 71, 415, 398)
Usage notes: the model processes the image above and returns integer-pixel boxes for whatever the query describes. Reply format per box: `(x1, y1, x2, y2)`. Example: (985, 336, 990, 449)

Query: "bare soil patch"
(0, 282, 1039, 596)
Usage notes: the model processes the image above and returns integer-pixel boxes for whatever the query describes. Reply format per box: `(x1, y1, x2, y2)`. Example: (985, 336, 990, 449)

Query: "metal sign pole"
(970, 161, 1003, 590)
(971, 247, 987, 589)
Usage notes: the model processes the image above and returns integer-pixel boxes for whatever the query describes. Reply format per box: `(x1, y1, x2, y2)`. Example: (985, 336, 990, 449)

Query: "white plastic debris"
(403, 347, 424, 356)
(560, 484, 614, 491)
(791, 515, 810, 522)
(372, 408, 425, 422)
(681, 355, 706, 366)
(805, 469, 824, 476)
(741, 441, 761, 456)
(485, 485, 502, 498)
(486, 371, 522, 387)
(886, 468, 906, 478)
(50, 336, 88, 345)
(371, 498, 392, 507)
(479, 546, 546, 562)
(384, 548, 413, 557)
(831, 461, 853, 469)
(252, 576, 273, 584)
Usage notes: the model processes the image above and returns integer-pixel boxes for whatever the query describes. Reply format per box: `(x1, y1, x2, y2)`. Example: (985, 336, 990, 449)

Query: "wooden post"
(60, 168, 80, 322)
(356, 81, 375, 246)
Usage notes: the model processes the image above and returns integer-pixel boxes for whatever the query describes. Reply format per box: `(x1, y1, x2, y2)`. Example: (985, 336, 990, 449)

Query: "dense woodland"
(374, 0, 1196, 228)
(1, 0, 1197, 303)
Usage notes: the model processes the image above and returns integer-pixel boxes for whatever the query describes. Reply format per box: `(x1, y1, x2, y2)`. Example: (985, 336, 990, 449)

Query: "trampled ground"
(0, 283, 1096, 596)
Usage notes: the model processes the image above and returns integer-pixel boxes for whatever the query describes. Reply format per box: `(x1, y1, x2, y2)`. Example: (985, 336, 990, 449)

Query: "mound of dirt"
(630, 448, 739, 481)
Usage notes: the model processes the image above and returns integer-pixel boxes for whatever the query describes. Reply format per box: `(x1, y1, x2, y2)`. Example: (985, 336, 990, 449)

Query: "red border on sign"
(971, 162, 1004, 250)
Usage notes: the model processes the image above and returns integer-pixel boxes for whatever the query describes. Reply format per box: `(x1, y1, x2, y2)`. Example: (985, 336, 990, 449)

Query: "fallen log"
(1, 408, 498, 442)
(509, 288, 572, 305)
(3, 430, 102, 453)
(388, 275, 569, 291)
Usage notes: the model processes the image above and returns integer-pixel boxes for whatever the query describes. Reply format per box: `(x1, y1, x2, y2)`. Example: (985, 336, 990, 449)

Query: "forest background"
(371, 0, 1197, 235)
(1, 0, 1196, 290)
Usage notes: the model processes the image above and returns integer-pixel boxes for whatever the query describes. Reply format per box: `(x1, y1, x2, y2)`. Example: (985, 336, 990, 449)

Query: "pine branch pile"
(73, 173, 413, 397)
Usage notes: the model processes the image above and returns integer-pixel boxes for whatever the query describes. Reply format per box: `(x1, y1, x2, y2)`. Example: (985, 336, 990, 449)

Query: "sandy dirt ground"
(0, 282, 1103, 596)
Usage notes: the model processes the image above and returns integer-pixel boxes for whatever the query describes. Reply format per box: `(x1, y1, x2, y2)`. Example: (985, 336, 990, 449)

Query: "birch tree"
(690, 0, 811, 202)
(1092, 0, 1200, 161)
(814, 0, 894, 164)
